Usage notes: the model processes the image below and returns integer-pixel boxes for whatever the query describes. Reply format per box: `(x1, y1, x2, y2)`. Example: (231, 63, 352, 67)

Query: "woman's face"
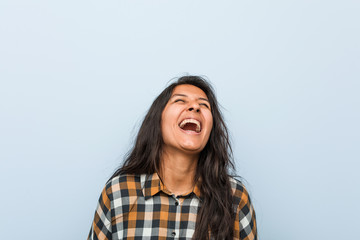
(161, 84, 213, 155)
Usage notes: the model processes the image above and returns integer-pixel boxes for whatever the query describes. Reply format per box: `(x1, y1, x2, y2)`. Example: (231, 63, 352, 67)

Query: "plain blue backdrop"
(1, 1, 359, 239)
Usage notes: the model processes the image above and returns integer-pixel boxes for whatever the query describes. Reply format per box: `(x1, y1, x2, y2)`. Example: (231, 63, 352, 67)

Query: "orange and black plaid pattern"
(88, 173, 257, 240)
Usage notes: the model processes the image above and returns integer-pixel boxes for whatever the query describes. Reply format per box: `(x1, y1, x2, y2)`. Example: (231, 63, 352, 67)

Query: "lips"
(178, 118, 201, 133)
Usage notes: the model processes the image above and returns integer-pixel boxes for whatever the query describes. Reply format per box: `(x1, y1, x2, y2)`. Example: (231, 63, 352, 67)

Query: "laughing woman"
(88, 76, 258, 240)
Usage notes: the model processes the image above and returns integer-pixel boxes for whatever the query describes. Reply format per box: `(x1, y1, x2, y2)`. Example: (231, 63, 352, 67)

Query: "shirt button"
(171, 231, 176, 237)
(175, 201, 179, 206)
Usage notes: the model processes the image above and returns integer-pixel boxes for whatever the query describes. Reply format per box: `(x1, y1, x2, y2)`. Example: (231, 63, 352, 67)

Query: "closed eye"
(200, 103, 210, 109)
(174, 99, 185, 103)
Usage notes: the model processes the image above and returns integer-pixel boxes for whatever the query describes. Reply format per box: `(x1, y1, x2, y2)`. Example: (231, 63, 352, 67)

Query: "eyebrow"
(171, 94, 210, 102)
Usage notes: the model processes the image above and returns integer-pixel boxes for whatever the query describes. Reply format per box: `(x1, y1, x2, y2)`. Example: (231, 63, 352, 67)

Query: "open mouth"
(178, 119, 201, 133)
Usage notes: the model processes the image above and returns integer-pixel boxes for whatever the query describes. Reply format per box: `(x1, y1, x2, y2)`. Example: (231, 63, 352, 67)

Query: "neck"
(159, 148, 198, 196)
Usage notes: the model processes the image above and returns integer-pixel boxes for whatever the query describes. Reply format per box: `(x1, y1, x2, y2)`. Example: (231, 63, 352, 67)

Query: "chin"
(180, 145, 204, 154)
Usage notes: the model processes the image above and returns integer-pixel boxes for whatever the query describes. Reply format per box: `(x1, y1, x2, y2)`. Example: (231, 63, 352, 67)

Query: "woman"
(88, 76, 257, 240)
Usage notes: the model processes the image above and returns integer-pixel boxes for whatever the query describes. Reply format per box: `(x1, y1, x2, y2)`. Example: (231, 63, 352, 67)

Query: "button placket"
(170, 194, 181, 238)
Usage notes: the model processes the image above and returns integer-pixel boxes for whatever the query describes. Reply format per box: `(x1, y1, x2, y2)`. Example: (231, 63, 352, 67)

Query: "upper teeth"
(179, 119, 201, 132)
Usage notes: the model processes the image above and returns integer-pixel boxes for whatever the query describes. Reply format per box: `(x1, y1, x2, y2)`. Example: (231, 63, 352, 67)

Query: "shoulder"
(228, 176, 248, 197)
(103, 174, 144, 200)
(228, 176, 252, 209)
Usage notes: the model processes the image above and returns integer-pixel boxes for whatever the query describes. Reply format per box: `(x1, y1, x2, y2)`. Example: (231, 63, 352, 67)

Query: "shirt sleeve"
(236, 186, 258, 240)
(88, 185, 113, 240)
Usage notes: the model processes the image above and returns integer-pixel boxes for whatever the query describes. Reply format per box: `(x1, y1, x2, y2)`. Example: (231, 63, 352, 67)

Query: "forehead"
(171, 84, 208, 98)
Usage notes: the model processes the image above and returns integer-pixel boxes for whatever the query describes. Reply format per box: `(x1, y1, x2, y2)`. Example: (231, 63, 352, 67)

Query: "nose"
(188, 102, 200, 113)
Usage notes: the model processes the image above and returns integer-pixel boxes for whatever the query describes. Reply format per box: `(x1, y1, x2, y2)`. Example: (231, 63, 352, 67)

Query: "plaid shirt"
(88, 173, 257, 240)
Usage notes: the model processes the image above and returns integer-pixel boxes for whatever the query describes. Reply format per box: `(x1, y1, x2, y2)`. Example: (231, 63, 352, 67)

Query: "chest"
(111, 193, 200, 239)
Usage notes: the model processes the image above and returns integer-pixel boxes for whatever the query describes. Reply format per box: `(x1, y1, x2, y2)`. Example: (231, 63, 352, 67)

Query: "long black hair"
(111, 76, 235, 239)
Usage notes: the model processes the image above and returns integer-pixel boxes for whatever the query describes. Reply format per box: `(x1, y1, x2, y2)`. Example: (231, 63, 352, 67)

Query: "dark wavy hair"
(111, 75, 235, 239)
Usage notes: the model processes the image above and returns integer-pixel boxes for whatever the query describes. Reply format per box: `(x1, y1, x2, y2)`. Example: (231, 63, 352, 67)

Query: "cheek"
(206, 113, 213, 131)
(160, 114, 168, 136)
(161, 109, 177, 134)
(161, 116, 172, 133)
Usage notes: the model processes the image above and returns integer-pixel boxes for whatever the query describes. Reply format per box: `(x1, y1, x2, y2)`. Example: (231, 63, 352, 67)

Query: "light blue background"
(1, 1, 359, 239)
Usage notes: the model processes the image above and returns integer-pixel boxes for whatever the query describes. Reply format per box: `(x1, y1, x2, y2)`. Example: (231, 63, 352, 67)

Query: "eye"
(200, 103, 210, 109)
(174, 99, 185, 103)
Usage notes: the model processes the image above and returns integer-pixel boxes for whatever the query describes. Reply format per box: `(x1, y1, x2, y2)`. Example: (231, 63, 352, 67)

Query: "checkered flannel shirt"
(88, 173, 257, 240)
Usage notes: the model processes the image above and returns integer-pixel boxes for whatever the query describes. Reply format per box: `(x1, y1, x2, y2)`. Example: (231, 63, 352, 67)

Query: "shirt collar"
(141, 172, 202, 200)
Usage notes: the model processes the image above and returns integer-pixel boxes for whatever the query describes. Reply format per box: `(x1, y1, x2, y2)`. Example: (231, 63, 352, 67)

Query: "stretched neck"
(159, 148, 199, 196)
